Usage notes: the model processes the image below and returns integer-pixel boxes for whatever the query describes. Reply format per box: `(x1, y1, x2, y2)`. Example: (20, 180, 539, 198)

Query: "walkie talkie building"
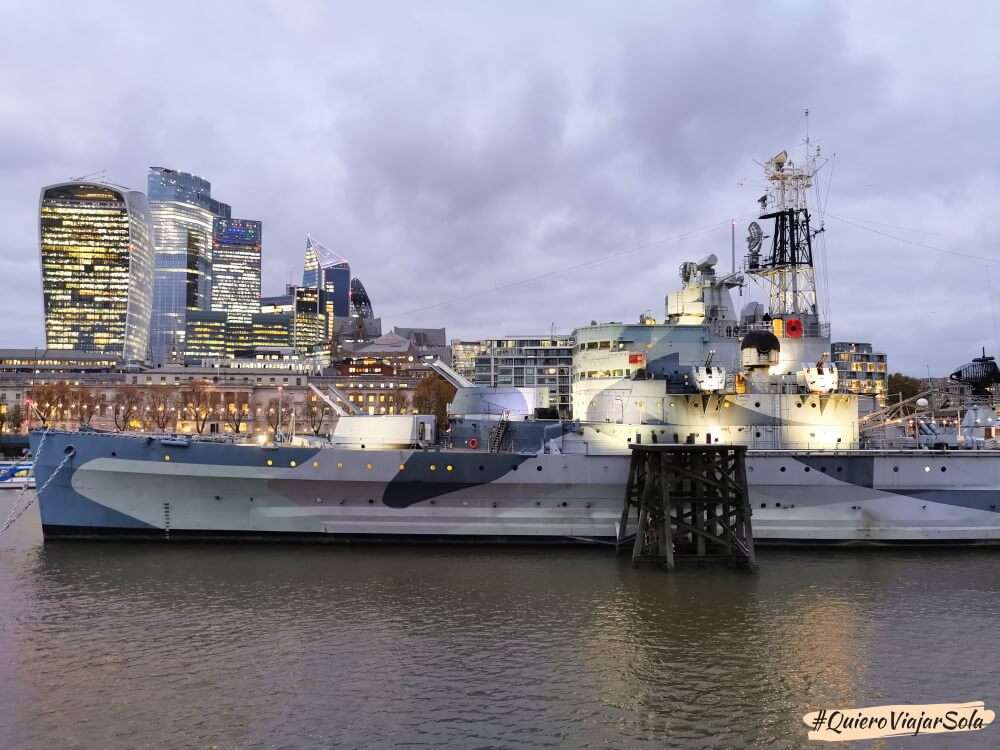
(38, 182, 154, 363)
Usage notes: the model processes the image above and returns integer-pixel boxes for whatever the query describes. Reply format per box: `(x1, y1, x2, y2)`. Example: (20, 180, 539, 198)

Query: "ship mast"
(745, 149, 822, 331)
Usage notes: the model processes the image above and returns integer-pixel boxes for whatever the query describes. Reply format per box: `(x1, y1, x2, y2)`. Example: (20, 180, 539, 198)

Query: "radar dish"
(747, 221, 763, 252)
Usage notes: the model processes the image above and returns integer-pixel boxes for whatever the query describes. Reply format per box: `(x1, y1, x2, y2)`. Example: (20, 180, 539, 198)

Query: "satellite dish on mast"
(747, 222, 763, 253)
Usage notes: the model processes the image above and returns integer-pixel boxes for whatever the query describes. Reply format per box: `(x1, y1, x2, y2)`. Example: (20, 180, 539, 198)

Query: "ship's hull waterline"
(29, 431, 1000, 544)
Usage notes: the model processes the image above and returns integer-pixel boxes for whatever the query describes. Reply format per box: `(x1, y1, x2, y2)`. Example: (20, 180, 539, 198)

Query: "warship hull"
(30, 431, 1000, 544)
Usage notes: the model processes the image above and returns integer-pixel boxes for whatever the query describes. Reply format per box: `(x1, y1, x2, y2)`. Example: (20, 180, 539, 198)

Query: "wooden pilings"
(617, 445, 756, 571)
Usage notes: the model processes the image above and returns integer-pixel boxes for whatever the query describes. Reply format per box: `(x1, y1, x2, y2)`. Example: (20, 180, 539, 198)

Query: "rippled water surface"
(2, 492, 1000, 749)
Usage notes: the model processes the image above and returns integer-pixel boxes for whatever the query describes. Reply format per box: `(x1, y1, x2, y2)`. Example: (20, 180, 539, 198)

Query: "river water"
(1, 492, 999, 749)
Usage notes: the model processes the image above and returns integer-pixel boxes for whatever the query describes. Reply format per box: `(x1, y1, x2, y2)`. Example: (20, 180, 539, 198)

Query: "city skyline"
(2, 4, 999, 373)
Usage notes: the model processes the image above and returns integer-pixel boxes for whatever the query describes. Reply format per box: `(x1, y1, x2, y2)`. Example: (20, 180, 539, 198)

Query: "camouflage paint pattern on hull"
(29, 431, 1000, 543)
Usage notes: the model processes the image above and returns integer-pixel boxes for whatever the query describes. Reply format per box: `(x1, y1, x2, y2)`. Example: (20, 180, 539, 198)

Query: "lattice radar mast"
(745, 150, 820, 327)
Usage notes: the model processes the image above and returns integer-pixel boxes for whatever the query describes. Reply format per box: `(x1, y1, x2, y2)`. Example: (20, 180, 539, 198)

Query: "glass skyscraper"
(211, 218, 261, 324)
(302, 236, 350, 340)
(148, 167, 231, 364)
(39, 182, 154, 363)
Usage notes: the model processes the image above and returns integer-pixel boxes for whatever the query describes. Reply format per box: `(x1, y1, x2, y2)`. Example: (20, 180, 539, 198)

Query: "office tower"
(184, 310, 229, 361)
(211, 218, 262, 324)
(249, 286, 325, 354)
(450, 340, 487, 381)
(148, 167, 231, 364)
(39, 182, 154, 363)
(302, 236, 350, 338)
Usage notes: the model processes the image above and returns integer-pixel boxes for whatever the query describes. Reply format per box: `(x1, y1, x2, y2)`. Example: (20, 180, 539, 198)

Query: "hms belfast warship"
(30, 150, 1000, 544)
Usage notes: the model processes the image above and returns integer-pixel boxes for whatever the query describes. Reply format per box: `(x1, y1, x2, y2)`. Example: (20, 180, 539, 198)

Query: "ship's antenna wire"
(825, 213, 1000, 264)
(827, 211, 1000, 353)
(814, 153, 836, 327)
(392, 218, 738, 318)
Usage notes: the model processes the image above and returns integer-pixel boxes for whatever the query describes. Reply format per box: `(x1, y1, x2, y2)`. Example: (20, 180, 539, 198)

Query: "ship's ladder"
(489, 410, 511, 453)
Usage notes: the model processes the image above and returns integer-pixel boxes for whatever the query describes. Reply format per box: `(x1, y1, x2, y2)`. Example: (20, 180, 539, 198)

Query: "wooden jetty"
(616, 444, 756, 571)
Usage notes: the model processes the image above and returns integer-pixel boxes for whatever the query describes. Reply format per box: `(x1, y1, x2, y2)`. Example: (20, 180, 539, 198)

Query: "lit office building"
(450, 340, 487, 381)
(39, 182, 154, 363)
(211, 218, 261, 324)
(474, 335, 575, 416)
(148, 167, 231, 364)
(184, 311, 228, 361)
(832, 342, 888, 405)
(250, 287, 325, 354)
(302, 236, 350, 337)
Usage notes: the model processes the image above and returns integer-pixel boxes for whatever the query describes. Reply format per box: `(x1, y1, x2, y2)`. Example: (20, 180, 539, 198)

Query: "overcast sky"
(2, 1, 997, 373)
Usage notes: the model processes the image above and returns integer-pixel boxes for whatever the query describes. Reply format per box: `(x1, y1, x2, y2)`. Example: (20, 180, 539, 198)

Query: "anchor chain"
(0, 429, 71, 536)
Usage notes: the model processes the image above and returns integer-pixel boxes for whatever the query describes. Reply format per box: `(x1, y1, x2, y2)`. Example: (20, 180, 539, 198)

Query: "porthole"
(804, 467, 811, 472)
(367, 498, 374, 504)
(836, 467, 843, 473)
(265, 458, 272, 466)
(775, 502, 782, 507)
(512, 465, 519, 471)
(164, 455, 171, 462)
(755, 432, 761, 438)
(940, 466, 947, 472)
(820, 467, 827, 473)
(811, 403, 817, 408)
(780, 466, 786, 472)
(536, 465, 543, 472)
(429, 500, 436, 505)
(760, 503, 767, 509)
(430, 464, 437, 471)
(796, 403, 802, 408)
(924, 466, 931, 473)
(893, 466, 899, 472)
(366, 463, 373, 470)
(111, 451, 117, 457)
(312, 461, 320, 468)
(336, 462, 343, 469)
(478, 465, 485, 471)
(446, 465, 454, 472)
(754, 402, 761, 408)
(290, 460, 297, 467)
(399, 463, 405, 470)
(561, 501, 568, 507)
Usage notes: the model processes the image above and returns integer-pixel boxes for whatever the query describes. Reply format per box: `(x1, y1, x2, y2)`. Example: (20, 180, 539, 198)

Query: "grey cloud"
(0, 1, 997, 373)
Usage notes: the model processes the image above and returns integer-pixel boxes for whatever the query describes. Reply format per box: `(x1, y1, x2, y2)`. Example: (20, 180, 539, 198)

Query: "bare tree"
(307, 396, 331, 436)
(113, 386, 145, 431)
(223, 392, 250, 434)
(147, 386, 178, 431)
(3, 404, 22, 434)
(27, 382, 73, 426)
(183, 380, 215, 435)
(265, 398, 288, 435)
(74, 386, 101, 426)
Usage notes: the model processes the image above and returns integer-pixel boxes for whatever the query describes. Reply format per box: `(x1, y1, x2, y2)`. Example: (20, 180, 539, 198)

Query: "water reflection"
(1, 496, 999, 749)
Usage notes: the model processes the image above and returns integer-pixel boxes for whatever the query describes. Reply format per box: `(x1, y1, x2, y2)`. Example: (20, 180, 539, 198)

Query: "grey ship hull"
(30, 431, 1000, 544)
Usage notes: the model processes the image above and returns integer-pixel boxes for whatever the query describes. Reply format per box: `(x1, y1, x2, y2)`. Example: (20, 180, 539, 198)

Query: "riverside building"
(831, 341, 888, 406)
(473, 335, 574, 416)
(39, 182, 154, 364)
